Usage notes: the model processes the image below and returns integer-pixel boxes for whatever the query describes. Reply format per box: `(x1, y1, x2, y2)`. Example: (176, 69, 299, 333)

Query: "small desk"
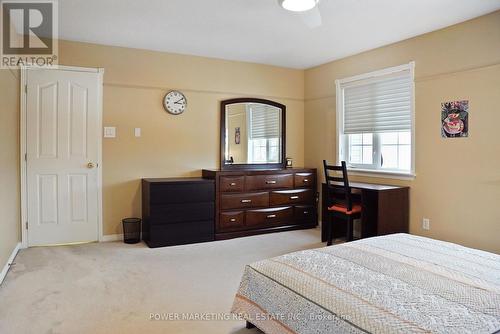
(321, 182, 409, 242)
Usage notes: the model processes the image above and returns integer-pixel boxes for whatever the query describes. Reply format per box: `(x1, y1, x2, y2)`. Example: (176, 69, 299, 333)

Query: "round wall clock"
(163, 90, 187, 115)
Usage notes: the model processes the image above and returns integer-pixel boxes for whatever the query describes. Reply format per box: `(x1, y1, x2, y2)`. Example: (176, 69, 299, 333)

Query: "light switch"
(134, 128, 141, 137)
(104, 127, 116, 138)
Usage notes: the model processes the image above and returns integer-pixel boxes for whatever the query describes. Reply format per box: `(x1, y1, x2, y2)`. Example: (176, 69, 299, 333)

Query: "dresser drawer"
(270, 189, 314, 206)
(220, 211, 245, 231)
(150, 182, 214, 204)
(220, 176, 245, 192)
(221, 192, 269, 210)
(246, 206, 293, 227)
(295, 173, 315, 188)
(246, 174, 293, 191)
(149, 202, 214, 225)
(145, 221, 214, 248)
(294, 205, 316, 222)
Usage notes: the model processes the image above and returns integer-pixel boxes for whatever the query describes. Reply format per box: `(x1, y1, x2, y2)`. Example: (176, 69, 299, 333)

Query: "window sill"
(346, 168, 416, 181)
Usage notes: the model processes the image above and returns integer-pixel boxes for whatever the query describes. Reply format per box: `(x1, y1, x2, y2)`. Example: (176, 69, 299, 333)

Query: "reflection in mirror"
(225, 103, 282, 165)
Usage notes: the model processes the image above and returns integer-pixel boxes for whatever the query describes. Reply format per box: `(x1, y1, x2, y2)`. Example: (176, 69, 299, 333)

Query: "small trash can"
(122, 217, 141, 244)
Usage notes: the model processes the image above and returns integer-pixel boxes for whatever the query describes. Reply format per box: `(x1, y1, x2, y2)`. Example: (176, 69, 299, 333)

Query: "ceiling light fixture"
(279, 0, 319, 12)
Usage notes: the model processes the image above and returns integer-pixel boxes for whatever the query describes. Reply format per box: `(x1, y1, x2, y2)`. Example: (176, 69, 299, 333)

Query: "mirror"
(221, 98, 286, 169)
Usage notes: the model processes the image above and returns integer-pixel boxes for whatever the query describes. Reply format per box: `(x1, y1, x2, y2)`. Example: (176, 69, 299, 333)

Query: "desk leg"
(361, 190, 378, 238)
(347, 217, 354, 241)
(326, 216, 333, 245)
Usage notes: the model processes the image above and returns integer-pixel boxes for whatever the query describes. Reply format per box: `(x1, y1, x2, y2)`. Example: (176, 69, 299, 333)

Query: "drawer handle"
(241, 199, 252, 203)
(266, 214, 277, 219)
(265, 180, 277, 184)
(303, 211, 309, 214)
(290, 196, 299, 200)
(230, 218, 237, 222)
(229, 182, 237, 186)
(303, 179, 309, 182)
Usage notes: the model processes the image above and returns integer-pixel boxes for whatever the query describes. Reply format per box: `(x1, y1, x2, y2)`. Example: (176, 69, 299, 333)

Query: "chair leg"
(360, 214, 366, 239)
(326, 214, 333, 246)
(346, 217, 354, 242)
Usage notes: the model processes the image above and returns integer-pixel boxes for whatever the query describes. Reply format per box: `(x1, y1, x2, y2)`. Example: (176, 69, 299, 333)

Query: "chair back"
(323, 160, 353, 211)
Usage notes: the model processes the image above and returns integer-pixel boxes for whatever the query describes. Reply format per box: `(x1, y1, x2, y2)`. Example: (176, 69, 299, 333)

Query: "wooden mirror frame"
(221, 98, 286, 170)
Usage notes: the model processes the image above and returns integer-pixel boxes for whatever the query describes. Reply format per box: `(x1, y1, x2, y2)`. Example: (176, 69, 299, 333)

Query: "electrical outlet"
(422, 218, 430, 230)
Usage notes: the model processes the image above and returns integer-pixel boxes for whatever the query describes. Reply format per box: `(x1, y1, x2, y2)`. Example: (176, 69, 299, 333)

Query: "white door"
(26, 67, 102, 246)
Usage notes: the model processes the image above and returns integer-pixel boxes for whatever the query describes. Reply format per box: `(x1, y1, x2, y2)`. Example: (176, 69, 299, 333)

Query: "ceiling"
(54, 0, 500, 69)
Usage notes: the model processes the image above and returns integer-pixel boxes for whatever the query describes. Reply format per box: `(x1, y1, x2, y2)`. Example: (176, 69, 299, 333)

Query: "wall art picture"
(235, 127, 240, 144)
(441, 100, 469, 138)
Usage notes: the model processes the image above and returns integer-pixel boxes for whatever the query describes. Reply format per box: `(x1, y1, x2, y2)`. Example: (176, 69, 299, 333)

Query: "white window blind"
(342, 70, 412, 134)
(249, 104, 280, 139)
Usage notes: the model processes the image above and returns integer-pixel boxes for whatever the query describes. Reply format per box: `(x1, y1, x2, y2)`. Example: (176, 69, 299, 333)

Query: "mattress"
(231, 233, 500, 334)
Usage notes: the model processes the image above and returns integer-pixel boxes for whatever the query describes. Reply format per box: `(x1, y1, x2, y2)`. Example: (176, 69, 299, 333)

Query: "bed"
(231, 233, 500, 334)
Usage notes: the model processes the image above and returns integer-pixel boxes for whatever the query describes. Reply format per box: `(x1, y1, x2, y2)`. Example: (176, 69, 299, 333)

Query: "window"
(249, 138, 280, 163)
(336, 62, 415, 176)
(348, 133, 373, 165)
(247, 104, 281, 163)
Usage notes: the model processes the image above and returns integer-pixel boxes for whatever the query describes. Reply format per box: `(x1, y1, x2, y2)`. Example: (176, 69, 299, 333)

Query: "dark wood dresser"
(202, 168, 318, 240)
(141, 178, 215, 248)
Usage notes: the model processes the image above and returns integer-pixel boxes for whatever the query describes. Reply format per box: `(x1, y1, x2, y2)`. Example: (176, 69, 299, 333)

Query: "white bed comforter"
(232, 233, 500, 334)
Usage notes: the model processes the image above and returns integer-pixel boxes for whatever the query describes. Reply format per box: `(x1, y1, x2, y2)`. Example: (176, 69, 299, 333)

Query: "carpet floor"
(0, 228, 324, 334)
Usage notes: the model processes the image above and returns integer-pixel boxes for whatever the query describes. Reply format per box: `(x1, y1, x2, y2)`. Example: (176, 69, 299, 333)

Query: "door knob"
(87, 162, 96, 169)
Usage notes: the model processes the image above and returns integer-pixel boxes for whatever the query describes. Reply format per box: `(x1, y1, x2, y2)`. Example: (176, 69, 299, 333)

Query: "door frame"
(20, 65, 105, 248)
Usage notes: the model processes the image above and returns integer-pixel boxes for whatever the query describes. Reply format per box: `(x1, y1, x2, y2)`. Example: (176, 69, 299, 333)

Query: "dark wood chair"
(323, 160, 362, 246)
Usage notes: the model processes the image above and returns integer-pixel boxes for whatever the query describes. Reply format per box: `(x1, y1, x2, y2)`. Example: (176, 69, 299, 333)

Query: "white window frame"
(335, 62, 416, 180)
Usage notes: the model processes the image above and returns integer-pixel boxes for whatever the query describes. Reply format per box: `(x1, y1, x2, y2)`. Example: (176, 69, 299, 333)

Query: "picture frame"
(441, 100, 469, 138)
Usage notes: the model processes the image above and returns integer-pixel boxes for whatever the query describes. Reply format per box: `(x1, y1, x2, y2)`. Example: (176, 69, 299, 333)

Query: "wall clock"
(163, 90, 187, 115)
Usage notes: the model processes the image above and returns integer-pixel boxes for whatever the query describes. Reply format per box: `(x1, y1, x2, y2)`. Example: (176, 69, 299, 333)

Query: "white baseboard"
(101, 234, 123, 242)
(0, 242, 21, 286)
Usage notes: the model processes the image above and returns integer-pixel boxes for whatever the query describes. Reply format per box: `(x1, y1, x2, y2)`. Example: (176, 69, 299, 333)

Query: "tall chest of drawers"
(202, 168, 318, 240)
(141, 178, 215, 248)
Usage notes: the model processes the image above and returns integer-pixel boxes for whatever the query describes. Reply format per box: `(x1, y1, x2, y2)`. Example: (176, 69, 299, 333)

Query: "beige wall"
(57, 40, 305, 235)
(0, 68, 20, 270)
(305, 11, 500, 253)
